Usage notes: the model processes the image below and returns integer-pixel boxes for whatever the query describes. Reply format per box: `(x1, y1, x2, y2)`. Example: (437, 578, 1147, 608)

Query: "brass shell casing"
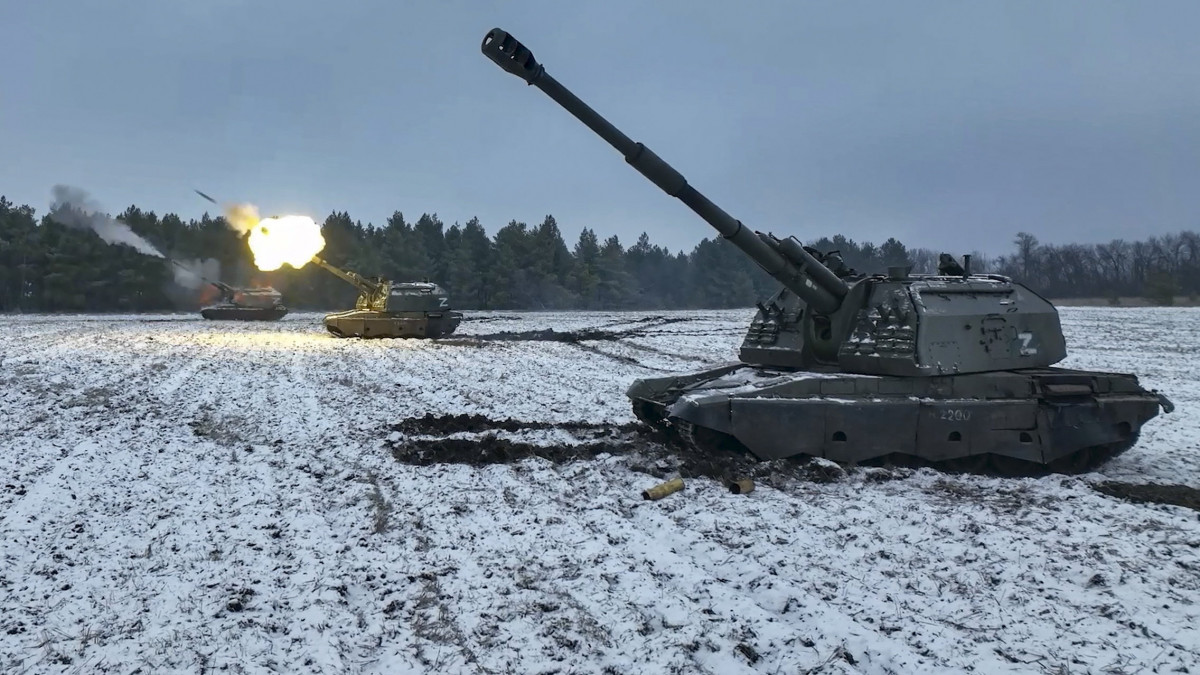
(642, 477, 684, 501)
(728, 478, 755, 494)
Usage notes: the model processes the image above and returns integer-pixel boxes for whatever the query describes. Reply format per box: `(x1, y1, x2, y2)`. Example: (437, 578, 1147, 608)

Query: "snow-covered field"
(1, 307, 1197, 674)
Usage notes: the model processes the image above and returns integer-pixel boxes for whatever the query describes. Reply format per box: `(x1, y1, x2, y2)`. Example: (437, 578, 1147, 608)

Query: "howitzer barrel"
(168, 257, 224, 290)
(310, 256, 379, 294)
(481, 28, 848, 313)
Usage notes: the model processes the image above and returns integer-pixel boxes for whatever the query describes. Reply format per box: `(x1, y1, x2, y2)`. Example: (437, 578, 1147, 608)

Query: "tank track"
(200, 306, 288, 321)
(634, 400, 1140, 479)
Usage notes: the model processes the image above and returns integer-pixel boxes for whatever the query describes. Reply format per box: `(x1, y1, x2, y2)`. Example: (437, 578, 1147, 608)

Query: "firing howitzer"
(208, 279, 237, 303)
(169, 258, 214, 284)
(170, 260, 256, 303)
(168, 258, 287, 320)
(169, 259, 233, 303)
(480, 27, 1174, 476)
(310, 256, 392, 312)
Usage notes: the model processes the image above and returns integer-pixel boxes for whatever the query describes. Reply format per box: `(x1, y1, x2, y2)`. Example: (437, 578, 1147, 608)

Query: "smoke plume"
(171, 258, 222, 290)
(49, 185, 165, 258)
(225, 203, 261, 235)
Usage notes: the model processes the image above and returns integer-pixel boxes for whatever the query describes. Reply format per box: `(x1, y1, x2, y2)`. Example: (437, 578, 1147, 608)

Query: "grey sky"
(2, 1, 1197, 257)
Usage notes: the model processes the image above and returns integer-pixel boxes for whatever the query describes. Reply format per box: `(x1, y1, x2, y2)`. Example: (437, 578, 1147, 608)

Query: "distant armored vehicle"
(311, 257, 462, 339)
(200, 281, 288, 321)
(481, 28, 1174, 475)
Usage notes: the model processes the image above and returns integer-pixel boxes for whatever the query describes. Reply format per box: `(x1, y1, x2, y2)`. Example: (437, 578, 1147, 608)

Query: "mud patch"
(1093, 481, 1200, 512)
(432, 335, 657, 369)
(459, 316, 506, 324)
(461, 316, 696, 344)
(386, 414, 884, 487)
(468, 327, 633, 344)
(391, 413, 640, 436)
(391, 434, 632, 467)
(389, 414, 669, 469)
(187, 411, 248, 446)
(436, 316, 703, 370)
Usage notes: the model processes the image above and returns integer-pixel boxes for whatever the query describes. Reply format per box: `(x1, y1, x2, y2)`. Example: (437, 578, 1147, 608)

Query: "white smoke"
(49, 185, 165, 258)
(171, 258, 222, 290)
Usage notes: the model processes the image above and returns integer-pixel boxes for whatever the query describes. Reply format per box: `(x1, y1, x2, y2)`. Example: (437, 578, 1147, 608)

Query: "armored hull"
(323, 309, 463, 339)
(629, 364, 1170, 474)
(480, 28, 1174, 476)
(200, 304, 289, 321)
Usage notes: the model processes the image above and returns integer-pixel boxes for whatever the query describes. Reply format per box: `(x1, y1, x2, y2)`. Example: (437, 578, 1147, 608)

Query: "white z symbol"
(1017, 332, 1037, 356)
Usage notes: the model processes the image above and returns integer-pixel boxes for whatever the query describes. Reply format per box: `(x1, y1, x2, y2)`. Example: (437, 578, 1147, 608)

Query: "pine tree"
(571, 228, 601, 308)
(490, 220, 532, 308)
(529, 215, 576, 308)
(880, 237, 910, 268)
(597, 235, 635, 308)
(451, 217, 494, 307)
(413, 214, 447, 281)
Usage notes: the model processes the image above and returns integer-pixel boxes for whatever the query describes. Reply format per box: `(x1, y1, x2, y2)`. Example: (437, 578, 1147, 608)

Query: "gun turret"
(310, 256, 465, 338)
(208, 280, 235, 300)
(481, 28, 1072, 376)
(481, 28, 848, 314)
(310, 256, 391, 311)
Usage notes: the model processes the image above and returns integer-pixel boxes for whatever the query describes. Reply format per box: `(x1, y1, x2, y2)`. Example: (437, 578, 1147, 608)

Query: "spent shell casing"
(642, 477, 684, 501)
(728, 478, 755, 494)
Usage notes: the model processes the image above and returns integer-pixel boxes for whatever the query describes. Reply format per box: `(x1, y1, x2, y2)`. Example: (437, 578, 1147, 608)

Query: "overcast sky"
(2, 1, 1197, 256)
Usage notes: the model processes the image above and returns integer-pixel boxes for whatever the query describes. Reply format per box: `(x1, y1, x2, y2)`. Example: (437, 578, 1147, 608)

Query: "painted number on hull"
(940, 408, 972, 422)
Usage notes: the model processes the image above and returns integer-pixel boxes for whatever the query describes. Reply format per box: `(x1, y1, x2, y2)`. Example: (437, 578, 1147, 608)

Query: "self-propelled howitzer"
(169, 259, 288, 321)
(311, 256, 462, 339)
(481, 28, 1174, 475)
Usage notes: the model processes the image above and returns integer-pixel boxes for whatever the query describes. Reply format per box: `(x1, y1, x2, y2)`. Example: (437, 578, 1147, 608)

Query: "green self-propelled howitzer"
(481, 28, 1174, 475)
(169, 259, 288, 321)
(310, 256, 462, 339)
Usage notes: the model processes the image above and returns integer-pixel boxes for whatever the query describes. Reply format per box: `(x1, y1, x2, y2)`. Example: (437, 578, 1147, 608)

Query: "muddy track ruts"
(452, 316, 698, 344)
(392, 413, 642, 436)
(433, 315, 707, 370)
(1093, 481, 1200, 512)
(436, 333, 674, 371)
(388, 416, 1200, 512)
(387, 414, 886, 486)
(613, 339, 714, 365)
(463, 327, 639, 344)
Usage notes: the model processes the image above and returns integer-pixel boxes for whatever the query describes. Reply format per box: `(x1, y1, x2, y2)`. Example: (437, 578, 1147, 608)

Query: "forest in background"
(0, 194, 1196, 312)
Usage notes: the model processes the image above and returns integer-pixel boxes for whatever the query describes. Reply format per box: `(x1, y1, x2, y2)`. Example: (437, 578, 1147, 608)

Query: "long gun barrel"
(481, 29, 848, 313)
(310, 256, 383, 295)
(168, 259, 236, 301)
(169, 258, 222, 288)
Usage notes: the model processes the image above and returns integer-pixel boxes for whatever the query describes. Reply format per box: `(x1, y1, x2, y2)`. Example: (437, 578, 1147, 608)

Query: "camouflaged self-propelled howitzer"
(200, 281, 289, 321)
(168, 259, 288, 321)
(311, 257, 462, 339)
(482, 28, 1175, 475)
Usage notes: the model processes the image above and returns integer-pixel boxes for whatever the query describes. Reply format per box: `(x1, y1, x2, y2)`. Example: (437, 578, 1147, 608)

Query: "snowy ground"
(0, 307, 1197, 674)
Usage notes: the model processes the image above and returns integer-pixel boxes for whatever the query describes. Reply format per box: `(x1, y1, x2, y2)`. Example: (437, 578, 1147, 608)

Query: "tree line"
(0, 195, 1194, 312)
